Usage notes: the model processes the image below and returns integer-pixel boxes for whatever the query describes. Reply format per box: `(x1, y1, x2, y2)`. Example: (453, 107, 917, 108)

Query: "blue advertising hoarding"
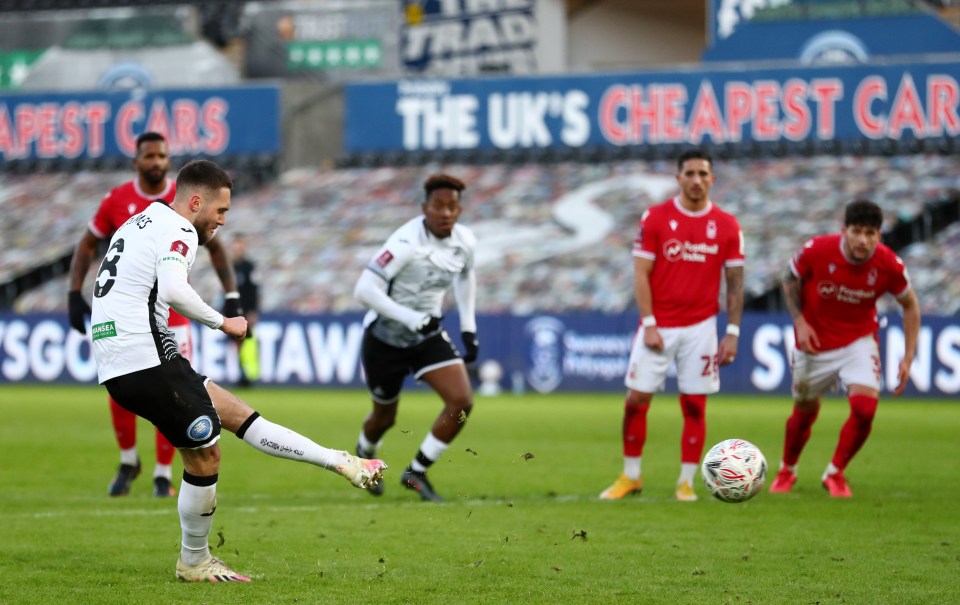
(3, 311, 958, 398)
(345, 59, 960, 153)
(707, 0, 960, 62)
(0, 84, 280, 161)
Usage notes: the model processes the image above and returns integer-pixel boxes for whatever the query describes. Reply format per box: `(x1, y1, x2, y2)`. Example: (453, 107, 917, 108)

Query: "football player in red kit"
(600, 149, 745, 502)
(67, 132, 241, 498)
(769, 198, 920, 498)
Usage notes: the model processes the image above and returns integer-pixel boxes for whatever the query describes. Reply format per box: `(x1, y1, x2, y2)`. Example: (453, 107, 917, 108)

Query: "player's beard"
(143, 168, 166, 188)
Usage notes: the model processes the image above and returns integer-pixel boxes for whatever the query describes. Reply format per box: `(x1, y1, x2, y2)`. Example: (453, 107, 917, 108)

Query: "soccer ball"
(701, 438, 767, 503)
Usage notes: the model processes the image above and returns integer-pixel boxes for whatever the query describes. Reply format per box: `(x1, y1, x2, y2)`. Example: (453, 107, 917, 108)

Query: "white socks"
(410, 433, 449, 472)
(623, 456, 642, 481)
(241, 416, 348, 471)
(357, 430, 381, 457)
(678, 462, 698, 485)
(178, 478, 216, 566)
(119, 447, 138, 466)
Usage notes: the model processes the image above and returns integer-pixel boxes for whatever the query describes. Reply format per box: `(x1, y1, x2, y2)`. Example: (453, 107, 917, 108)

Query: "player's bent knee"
(180, 443, 221, 476)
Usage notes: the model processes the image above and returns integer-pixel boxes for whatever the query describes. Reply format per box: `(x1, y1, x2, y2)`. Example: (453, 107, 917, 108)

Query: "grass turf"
(0, 385, 957, 604)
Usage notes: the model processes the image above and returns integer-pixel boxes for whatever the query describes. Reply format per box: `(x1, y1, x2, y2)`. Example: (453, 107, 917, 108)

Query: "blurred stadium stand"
(2, 1, 960, 317)
(4, 155, 958, 316)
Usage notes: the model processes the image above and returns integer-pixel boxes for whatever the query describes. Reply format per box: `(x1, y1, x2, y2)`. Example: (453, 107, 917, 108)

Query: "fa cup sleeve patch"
(375, 250, 394, 268)
(170, 240, 190, 256)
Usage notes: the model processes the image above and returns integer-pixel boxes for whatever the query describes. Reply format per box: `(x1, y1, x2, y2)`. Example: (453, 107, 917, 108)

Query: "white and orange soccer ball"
(701, 438, 767, 503)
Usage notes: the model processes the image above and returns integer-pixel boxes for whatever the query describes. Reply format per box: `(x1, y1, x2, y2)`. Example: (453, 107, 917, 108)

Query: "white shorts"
(791, 334, 881, 400)
(624, 316, 719, 394)
(170, 322, 194, 363)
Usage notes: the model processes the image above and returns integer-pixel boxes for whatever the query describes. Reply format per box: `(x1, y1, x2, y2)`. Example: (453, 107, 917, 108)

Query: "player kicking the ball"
(769, 199, 920, 498)
(90, 160, 386, 582)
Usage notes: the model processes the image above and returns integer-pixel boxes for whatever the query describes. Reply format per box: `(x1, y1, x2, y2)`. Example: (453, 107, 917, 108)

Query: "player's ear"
(190, 194, 203, 212)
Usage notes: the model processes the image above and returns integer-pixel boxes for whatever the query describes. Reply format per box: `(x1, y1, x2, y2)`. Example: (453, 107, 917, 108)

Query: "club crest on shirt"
(707, 220, 717, 239)
(669, 220, 678, 231)
(128, 203, 137, 215)
(868, 268, 878, 286)
(170, 240, 189, 256)
(376, 250, 394, 268)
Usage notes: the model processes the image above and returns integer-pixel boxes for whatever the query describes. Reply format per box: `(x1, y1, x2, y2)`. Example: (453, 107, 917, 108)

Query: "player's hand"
(220, 315, 248, 340)
(416, 315, 441, 335)
(461, 331, 479, 363)
(718, 334, 738, 366)
(642, 325, 664, 352)
(68, 290, 91, 334)
(222, 293, 243, 318)
(793, 317, 820, 353)
(892, 357, 913, 397)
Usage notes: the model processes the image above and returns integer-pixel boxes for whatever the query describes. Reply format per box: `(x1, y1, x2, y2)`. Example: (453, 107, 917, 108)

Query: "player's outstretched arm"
(893, 289, 921, 397)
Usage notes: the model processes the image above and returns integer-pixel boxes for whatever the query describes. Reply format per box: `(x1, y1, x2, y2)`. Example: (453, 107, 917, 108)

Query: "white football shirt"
(90, 201, 215, 383)
(362, 216, 476, 347)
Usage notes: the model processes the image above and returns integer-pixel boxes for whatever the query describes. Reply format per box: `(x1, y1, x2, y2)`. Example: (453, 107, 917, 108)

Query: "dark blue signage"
(0, 85, 280, 160)
(3, 311, 958, 398)
(345, 60, 960, 153)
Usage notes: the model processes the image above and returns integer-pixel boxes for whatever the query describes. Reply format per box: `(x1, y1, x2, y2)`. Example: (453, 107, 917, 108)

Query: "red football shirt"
(633, 197, 745, 328)
(790, 233, 911, 351)
(88, 178, 189, 326)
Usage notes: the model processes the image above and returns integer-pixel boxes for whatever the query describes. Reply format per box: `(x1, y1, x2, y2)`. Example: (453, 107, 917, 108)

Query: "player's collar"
(134, 177, 173, 201)
(672, 196, 713, 217)
(838, 235, 876, 264)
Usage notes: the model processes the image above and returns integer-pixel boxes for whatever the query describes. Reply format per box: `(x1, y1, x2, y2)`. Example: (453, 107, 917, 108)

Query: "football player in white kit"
(354, 173, 479, 502)
(91, 160, 386, 583)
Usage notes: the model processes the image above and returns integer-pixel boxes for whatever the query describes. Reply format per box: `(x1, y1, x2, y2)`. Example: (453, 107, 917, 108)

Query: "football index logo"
(170, 240, 189, 257)
(663, 239, 683, 262)
(817, 281, 837, 298)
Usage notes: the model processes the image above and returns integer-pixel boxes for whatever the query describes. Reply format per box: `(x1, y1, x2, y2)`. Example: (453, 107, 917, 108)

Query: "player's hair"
(176, 159, 233, 193)
(135, 131, 166, 151)
(423, 173, 465, 201)
(844, 199, 883, 229)
(677, 148, 713, 172)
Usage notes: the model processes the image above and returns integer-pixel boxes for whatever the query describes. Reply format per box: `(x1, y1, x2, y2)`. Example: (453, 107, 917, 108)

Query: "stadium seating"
(3, 154, 959, 315)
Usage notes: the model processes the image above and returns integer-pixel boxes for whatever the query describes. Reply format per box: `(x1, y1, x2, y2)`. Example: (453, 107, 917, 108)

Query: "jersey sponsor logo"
(663, 239, 720, 262)
(91, 321, 117, 340)
(664, 239, 684, 261)
(375, 250, 394, 268)
(187, 415, 214, 441)
(837, 285, 876, 304)
(170, 240, 189, 256)
(817, 281, 837, 297)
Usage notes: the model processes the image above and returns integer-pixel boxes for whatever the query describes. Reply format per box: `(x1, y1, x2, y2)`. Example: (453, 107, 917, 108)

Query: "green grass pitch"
(1, 385, 957, 604)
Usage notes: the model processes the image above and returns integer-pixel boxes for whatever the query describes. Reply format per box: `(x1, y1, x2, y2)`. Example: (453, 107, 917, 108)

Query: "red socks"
(831, 394, 878, 471)
(110, 396, 176, 465)
(679, 394, 707, 464)
(110, 397, 136, 450)
(622, 401, 649, 457)
(782, 405, 820, 467)
(155, 430, 176, 465)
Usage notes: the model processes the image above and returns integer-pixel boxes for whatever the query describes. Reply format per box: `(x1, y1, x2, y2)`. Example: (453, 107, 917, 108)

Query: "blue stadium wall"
(2, 311, 958, 397)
